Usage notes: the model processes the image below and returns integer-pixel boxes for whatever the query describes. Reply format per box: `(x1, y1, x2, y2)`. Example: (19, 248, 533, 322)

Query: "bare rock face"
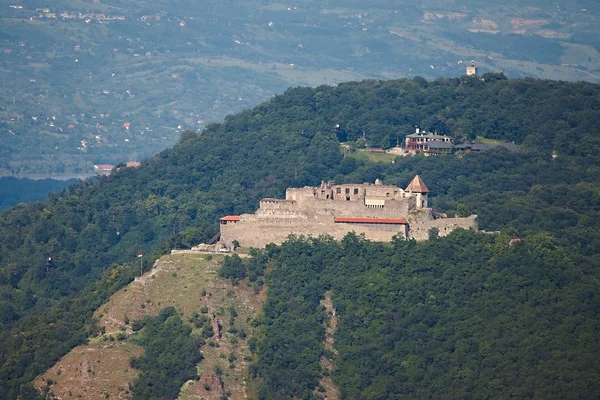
(183, 373, 225, 399)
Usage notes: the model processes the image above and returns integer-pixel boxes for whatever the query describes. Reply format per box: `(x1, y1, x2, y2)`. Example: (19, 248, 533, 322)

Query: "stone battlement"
(219, 176, 477, 248)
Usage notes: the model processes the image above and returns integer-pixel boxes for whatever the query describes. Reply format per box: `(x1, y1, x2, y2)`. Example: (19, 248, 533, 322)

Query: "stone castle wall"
(408, 215, 478, 241)
(219, 179, 478, 248)
(286, 187, 318, 203)
(220, 217, 407, 248)
(256, 200, 307, 218)
(268, 192, 413, 219)
(220, 214, 478, 248)
(259, 199, 297, 209)
(309, 197, 411, 218)
(286, 183, 408, 202)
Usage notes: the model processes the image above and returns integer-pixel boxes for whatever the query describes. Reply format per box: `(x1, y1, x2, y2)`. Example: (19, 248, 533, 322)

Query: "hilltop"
(2, 0, 600, 174)
(0, 76, 599, 398)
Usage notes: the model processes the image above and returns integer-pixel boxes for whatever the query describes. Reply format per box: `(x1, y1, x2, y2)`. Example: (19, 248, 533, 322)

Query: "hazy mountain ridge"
(1, 0, 600, 174)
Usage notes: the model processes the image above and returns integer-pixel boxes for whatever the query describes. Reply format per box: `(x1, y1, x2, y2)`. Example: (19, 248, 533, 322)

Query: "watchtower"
(466, 61, 478, 76)
(405, 175, 429, 208)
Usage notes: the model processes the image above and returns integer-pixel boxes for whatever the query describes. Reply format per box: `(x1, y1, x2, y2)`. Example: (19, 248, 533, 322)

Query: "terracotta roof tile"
(405, 175, 429, 193)
(220, 216, 240, 221)
(334, 217, 408, 224)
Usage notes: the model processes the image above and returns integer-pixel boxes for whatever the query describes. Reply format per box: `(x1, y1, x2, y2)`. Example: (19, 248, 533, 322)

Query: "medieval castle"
(218, 176, 477, 248)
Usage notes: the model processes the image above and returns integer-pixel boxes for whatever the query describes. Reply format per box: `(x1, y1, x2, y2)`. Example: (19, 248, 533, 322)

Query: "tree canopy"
(0, 76, 599, 398)
(241, 233, 600, 399)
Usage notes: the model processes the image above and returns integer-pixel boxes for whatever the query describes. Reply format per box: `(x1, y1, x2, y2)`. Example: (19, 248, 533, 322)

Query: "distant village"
(1, 4, 210, 170)
(4, 4, 196, 28)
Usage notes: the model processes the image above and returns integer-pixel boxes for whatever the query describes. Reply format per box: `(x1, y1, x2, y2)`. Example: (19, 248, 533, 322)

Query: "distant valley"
(1, 0, 600, 175)
(0, 176, 78, 209)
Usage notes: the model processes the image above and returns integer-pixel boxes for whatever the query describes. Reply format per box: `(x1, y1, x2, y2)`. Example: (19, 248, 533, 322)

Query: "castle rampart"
(408, 215, 478, 241)
(219, 176, 477, 248)
(220, 216, 409, 248)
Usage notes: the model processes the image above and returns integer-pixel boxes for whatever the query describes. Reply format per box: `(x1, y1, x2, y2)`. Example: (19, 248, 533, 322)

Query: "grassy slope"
(34, 253, 265, 399)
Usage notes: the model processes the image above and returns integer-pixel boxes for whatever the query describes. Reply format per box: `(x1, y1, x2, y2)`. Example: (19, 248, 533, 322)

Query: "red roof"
(406, 175, 429, 193)
(334, 217, 408, 224)
(220, 216, 240, 221)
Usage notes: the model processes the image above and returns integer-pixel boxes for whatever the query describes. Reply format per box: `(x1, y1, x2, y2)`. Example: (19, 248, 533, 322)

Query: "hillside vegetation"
(236, 232, 599, 399)
(0, 76, 599, 398)
(2, 0, 600, 174)
(34, 253, 264, 399)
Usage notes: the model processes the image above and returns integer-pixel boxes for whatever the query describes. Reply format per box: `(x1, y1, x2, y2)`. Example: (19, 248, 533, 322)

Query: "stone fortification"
(408, 215, 479, 241)
(219, 176, 477, 248)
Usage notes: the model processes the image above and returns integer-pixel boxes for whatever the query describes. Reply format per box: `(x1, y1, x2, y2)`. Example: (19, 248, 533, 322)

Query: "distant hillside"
(0, 77, 600, 398)
(1, 0, 600, 174)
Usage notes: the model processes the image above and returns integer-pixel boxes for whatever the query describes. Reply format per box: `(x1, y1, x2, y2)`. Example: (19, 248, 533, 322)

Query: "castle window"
(345, 188, 350, 194)
(386, 193, 390, 197)
(354, 188, 359, 195)
(321, 190, 325, 196)
(336, 188, 341, 194)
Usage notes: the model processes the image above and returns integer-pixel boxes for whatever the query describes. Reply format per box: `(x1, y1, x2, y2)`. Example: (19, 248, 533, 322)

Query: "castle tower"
(406, 175, 429, 208)
(466, 61, 478, 76)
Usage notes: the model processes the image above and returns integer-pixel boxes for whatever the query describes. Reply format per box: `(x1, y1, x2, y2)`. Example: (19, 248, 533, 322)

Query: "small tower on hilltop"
(466, 61, 478, 76)
(406, 175, 429, 208)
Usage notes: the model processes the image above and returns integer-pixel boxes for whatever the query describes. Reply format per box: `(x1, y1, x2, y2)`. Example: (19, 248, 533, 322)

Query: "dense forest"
(234, 232, 599, 399)
(0, 76, 599, 398)
(0, 177, 78, 210)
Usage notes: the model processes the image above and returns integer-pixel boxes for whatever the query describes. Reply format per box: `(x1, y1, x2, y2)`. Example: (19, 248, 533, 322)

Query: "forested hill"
(239, 232, 600, 399)
(1, 76, 600, 398)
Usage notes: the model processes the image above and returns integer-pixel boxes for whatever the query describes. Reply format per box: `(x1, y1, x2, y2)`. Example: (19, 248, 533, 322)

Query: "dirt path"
(316, 291, 340, 400)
